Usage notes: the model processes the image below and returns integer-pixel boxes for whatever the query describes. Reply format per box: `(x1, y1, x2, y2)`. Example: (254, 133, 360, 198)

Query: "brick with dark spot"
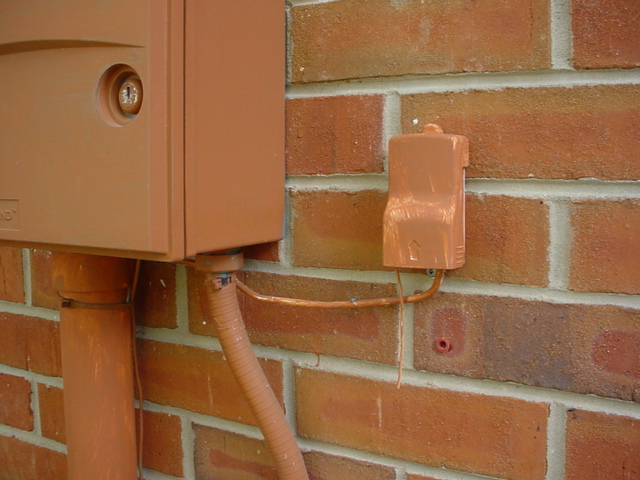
(566, 410, 640, 480)
(415, 293, 640, 401)
(482, 300, 574, 390)
(431, 307, 466, 357)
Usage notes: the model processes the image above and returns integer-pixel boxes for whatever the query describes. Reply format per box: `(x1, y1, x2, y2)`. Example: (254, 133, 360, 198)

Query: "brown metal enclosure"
(0, 0, 285, 261)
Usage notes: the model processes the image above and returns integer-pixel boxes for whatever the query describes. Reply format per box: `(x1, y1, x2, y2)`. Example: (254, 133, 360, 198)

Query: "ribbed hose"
(199, 274, 309, 480)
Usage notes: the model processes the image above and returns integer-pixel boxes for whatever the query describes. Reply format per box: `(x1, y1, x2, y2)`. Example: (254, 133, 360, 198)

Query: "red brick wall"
(1, 1, 639, 479)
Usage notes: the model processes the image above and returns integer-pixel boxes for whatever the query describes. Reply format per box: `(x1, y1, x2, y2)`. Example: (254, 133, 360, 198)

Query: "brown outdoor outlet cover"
(383, 124, 469, 270)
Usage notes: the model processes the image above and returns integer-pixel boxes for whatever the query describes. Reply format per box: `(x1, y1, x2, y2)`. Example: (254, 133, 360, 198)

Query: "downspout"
(52, 252, 137, 480)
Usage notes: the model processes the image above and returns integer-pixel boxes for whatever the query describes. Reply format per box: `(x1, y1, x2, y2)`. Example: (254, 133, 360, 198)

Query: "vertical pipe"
(52, 253, 137, 480)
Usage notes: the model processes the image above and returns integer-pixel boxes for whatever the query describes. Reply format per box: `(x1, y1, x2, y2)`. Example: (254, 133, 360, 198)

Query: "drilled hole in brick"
(436, 338, 452, 353)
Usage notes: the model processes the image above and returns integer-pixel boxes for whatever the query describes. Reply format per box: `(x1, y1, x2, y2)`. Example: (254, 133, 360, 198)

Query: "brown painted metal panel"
(184, 0, 286, 257)
(0, 1, 284, 261)
(0, 0, 178, 258)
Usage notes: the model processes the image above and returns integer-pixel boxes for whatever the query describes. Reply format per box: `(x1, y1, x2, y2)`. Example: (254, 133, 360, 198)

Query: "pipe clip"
(211, 273, 237, 290)
(59, 296, 133, 310)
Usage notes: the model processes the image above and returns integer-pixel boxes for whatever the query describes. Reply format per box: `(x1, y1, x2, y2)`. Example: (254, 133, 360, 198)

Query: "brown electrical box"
(383, 124, 469, 270)
(0, 1, 285, 261)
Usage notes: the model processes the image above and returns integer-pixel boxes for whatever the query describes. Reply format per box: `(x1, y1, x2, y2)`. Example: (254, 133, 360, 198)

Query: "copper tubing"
(236, 269, 444, 309)
(52, 253, 137, 480)
(199, 274, 309, 480)
(394, 267, 406, 388)
(235, 268, 443, 391)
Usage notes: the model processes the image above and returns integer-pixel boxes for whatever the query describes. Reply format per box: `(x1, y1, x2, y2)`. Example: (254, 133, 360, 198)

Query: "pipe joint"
(195, 252, 244, 273)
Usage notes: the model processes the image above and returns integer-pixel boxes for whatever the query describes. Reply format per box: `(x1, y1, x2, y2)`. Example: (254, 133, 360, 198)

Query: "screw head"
(117, 77, 143, 115)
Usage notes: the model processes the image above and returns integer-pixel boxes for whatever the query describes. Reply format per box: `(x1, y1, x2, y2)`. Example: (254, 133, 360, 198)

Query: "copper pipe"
(235, 268, 443, 391)
(52, 253, 137, 480)
(394, 267, 406, 388)
(236, 269, 444, 308)
(199, 273, 309, 480)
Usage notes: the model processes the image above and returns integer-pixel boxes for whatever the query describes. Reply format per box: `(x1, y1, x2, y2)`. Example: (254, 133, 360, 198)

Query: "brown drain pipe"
(52, 252, 137, 480)
(197, 253, 309, 480)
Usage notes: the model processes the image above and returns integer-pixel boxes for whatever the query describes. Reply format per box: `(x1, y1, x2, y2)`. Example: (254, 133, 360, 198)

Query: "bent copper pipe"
(236, 269, 444, 308)
(52, 252, 137, 480)
(199, 273, 309, 480)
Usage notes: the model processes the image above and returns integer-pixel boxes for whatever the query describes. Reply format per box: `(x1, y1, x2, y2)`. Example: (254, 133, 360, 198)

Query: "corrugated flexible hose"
(199, 273, 309, 480)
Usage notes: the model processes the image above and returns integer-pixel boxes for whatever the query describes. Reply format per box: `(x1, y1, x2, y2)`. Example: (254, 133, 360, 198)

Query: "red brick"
(286, 96, 385, 175)
(573, 0, 640, 69)
(0, 247, 24, 303)
(296, 368, 548, 480)
(0, 313, 62, 377)
(304, 451, 395, 480)
(569, 199, 640, 295)
(194, 425, 394, 480)
(194, 424, 277, 479)
(138, 410, 183, 478)
(0, 435, 67, 479)
(134, 261, 177, 329)
(566, 410, 640, 480)
(186, 268, 208, 327)
(592, 331, 640, 380)
(137, 339, 284, 426)
(243, 241, 280, 262)
(291, 0, 550, 83)
(29, 250, 59, 310)
(414, 293, 640, 401)
(402, 85, 640, 180)
(38, 384, 65, 444)
(0, 373, 33, 431)
(37, 382, 184, 477)
(449, 195, 549, 287)
(291, 189, 387, 270)
(233, 272, 399, 365)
